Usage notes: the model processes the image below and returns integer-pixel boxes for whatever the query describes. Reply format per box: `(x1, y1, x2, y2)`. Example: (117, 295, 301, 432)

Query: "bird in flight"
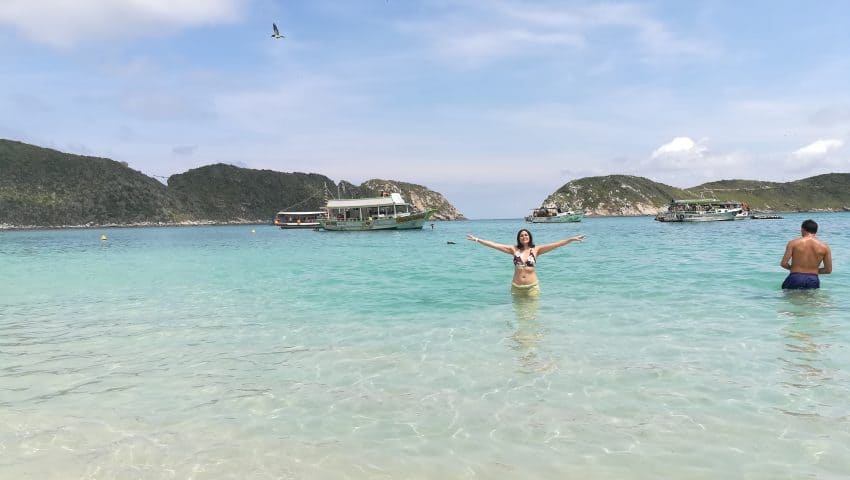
(271, 23, 285, 39)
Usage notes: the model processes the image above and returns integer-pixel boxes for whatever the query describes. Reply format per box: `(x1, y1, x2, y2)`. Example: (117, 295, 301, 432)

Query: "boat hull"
(655, 212, 737, 222)
(320, 211, 434, 231)
(276, 222, 321, 229)
(526, 213, 583, 223)
(656, 199, 748, 223)
(274, 210, 326, 229)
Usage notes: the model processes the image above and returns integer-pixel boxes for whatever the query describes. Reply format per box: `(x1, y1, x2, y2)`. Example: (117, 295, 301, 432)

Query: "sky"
(2, 0, 849, 219)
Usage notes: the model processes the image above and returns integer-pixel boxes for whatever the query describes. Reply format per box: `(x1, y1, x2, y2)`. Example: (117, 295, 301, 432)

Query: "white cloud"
(641, 137, 759, 185)
(0, 0, 244, 48)
(651, 136, 707, 158)
(440, 28, 583, 65)
(784, 139, 848, 175)
(398, 1, 716, 67)
(792, 139, 844, 157)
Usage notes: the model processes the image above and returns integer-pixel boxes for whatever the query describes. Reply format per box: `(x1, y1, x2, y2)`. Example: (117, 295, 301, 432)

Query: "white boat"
(717, 201, 750, 220)
(655, 198, 741, 222)
(273, 210, 326, 229)
(525, 205, 583, 223)
(320, 192, 434, 231)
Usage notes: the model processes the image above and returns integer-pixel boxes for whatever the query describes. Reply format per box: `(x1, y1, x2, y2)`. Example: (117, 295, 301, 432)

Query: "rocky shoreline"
(0, 218, 464, 231)
(0, 219, 272, 231)
(584, 206, 850, 217)
(5, 208, 848, 231)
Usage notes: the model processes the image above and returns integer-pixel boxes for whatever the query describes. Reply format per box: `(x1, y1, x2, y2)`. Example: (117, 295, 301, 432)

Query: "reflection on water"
(780, 321, 831, 387)
(508, 292, 556, 372)
(777, 291, 836, 416)
(779, 289, 833, 319)
(511, 290, 539, 323)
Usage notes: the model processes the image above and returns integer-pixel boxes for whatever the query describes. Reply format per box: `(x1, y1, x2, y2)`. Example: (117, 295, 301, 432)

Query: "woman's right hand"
(466, 234, 478, 242)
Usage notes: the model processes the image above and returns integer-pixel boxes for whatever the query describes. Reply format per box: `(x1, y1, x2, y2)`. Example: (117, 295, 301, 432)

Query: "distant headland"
(2, 139, 849, 229)
(542, 174, 850, 216)
(0, 139, 465, 229)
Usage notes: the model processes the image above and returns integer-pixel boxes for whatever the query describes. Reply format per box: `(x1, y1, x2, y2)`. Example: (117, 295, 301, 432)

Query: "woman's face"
(518, 230, 531, 245)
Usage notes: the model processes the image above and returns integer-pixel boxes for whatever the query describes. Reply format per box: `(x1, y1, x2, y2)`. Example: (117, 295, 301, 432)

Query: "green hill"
(166, 164, 334, 222)
(0, 139, 465, 227)
(165, 169, 467, 222)
(0, 139, 176, 226)
(689, 174, 850, 211)
(6, 138, 847, 226)
(543, 175, 694, 215)
(544, 174, 850, 215)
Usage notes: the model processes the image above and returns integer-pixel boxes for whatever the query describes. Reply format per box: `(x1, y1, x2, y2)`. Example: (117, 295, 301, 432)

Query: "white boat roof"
(672, 198, 719, 204)
(276, 211, 325, 215)
(326, 193, 407, 208)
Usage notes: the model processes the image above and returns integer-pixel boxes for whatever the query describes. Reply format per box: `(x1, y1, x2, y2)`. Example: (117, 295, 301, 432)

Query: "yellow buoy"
(101, 234, 107, 241)
(251, 229, 256, 234)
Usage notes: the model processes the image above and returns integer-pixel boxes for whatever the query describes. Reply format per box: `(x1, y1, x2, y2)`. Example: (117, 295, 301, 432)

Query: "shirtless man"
(780, 219, 832, 289)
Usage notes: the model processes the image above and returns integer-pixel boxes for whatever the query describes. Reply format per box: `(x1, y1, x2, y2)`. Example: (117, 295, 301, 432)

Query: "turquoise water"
(2, 214, 849, 479)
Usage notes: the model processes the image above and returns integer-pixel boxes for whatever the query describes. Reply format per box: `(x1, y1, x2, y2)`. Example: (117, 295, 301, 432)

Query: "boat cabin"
(655, 198, 746, 222)
(325, 193, 414, 222)
(273, 211, 326, 229)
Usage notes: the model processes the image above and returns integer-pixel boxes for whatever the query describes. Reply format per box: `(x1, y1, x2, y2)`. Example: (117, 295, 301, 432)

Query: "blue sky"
(2, 0, 849, 219)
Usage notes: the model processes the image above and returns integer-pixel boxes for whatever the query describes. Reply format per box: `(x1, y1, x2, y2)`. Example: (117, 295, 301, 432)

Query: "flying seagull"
(271, 23, 285, 39)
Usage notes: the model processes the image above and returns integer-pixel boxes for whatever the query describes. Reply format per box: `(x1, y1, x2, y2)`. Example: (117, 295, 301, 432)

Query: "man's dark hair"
(802, 219, 818, 234)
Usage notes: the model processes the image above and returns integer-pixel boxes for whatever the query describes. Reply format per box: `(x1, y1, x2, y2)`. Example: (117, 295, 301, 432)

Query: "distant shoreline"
(4, 210, 849, 231)
(583, 208, 848, 219)
(0, 220, 271, 231)
(0, 219, 456, 231)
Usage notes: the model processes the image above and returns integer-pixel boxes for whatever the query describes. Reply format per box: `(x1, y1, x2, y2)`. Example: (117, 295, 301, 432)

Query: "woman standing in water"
(466, 229, 585, 296)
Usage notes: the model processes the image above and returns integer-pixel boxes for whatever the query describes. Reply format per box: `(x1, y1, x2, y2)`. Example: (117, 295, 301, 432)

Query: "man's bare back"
(781, 236, 832, 274)
(780, 219, 832, 289)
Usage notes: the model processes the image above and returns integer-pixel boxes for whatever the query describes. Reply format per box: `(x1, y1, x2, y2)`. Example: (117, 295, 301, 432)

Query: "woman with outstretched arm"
(466, 228, 585, 296)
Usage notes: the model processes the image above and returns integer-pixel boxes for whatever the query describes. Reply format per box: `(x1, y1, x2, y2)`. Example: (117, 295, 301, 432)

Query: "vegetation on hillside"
(545, 175, 694, 215)
(545, 174, 850, 215)
(689, 174, 850, 211)
(167, 164, 334, 222)
(0, 139, 176, 226)
(5, 138, 848, 226)
(0, 139, 465, 227)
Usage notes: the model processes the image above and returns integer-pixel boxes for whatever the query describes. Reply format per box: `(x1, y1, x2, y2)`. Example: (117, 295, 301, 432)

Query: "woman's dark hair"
(802, 219, 818, 234)
(515, 229, 535, 249)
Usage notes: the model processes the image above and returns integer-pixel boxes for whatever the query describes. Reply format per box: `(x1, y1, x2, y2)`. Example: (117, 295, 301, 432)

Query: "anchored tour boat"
(525, 204, 583, 223)
(655, 198, 747, 222)
(274, 211, 326, 229)
(320, 192, 434, 231)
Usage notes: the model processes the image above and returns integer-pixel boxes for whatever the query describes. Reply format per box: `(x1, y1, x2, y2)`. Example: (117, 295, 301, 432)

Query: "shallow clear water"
(2, 214, 849, 479)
